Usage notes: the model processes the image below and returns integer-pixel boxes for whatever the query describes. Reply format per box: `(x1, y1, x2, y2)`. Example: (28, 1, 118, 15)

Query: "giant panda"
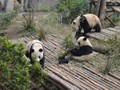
(25, 40, 45, 68)
(71, 13, 101, 39)
(59, 36, 94, 64)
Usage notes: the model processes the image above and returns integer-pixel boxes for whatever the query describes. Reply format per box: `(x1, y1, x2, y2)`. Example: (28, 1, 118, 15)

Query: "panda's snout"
(36, 56, 41, 61)
(38, 56, 41, 59)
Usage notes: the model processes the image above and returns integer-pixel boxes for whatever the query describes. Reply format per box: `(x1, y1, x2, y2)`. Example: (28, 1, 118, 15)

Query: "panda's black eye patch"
(78, 42, 80, 45)
(31, 49, 34, 53)
(73, 22, 76, 25)
(39, 49, 43, 52)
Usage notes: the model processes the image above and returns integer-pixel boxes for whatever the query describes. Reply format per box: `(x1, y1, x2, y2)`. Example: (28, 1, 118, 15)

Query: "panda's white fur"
(71, 36, 93, 61)
(25, 40, 45, 68)
(71, 53, 94, 61)
(71, 14, 101, 39)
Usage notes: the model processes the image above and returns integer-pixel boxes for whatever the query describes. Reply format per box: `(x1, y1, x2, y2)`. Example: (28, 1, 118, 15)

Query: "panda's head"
(77, 36, 92, 47)
(30, 42, 44, 62)
(71, 16, 81, 30)
(26, 40, 44, 63)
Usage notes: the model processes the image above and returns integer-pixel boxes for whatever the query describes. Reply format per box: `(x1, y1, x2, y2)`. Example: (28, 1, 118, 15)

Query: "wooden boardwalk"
(10, 26, 120, 90)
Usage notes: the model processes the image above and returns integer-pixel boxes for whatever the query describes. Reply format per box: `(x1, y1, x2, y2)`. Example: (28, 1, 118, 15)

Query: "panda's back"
(70, 45, 93, 56)
(84, 14, 101, 28)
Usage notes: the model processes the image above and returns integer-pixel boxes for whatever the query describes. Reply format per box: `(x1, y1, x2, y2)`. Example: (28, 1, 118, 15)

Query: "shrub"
(0, 11, 17, 30)
(0, 36, 46, 90)
(102, 35, 120, 74)
(38, 26, 46, 40)
(58, 34, 74, 58)
(22, 7, 37, 32)
(39, 5, 51, 12)
(0, 36, 30, 90)
(55, 0, 89, 23)
(110, 14, 120, 23)
(62, 34, 74, 50)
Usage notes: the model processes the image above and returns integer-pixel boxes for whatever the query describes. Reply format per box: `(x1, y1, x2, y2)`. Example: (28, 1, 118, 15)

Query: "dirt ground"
(2, 12, 49, 39)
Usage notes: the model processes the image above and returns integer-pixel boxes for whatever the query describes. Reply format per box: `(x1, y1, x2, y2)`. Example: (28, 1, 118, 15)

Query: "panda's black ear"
(83, 37, 87, 41)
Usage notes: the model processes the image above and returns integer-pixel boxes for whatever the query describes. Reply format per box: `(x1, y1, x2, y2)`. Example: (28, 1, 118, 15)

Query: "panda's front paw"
(58, 59, 69, 64)
(58, 56, 65, 59)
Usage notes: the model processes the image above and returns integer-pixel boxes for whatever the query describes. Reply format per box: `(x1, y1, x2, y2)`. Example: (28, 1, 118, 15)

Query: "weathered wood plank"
(45, 71, 75, 90)
(82, 66, 120, 89)
(59, 65, 105, 90)
(46, 66, 86, 90)
(87, 32, 108, 41)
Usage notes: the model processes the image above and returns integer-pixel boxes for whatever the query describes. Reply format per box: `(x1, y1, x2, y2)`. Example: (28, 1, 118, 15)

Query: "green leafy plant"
(62, 34, 74, 50)
(55, 0, 89, 23)
(0, 11, 17, 30)
(39, 5, 51, 12)
(58, 34, 74, 58)
(110, 14, 120, 23)
(38, 26, 46, 40)
(0, 36, 30, 90)
(29, 62, 46, 86)
(0, 36, 46, 90)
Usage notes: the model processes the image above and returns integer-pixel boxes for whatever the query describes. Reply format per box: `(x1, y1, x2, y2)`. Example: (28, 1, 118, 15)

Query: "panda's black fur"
(70, 45, 93, 56)
(25, 40, 45, 69)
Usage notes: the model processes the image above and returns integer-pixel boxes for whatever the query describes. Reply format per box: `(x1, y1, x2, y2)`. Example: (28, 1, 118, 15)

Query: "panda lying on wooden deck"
(59, 36, 94, 64)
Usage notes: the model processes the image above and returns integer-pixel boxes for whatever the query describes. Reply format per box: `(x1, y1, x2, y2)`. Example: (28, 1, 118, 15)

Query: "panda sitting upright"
(59, 36, 94, 64)
(71, 13, 101, 39)
(25, 40, 45, 68)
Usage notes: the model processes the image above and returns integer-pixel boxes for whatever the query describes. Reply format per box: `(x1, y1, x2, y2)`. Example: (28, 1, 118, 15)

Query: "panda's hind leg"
(94, 24, 101, 32)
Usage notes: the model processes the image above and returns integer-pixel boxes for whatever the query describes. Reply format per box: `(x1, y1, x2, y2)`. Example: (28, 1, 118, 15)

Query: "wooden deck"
(10, 26, 120, 90)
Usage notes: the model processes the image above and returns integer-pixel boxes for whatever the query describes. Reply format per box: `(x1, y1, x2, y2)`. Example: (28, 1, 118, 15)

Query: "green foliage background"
(0, 11, 17, 30)
(55, 0, 89, 23)
(102, 35, 120, 74)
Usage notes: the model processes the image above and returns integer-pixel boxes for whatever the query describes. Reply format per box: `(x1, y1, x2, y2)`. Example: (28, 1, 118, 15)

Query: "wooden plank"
(60, 64, 116, 90)
(59, 65, 106, 90)
(87, 32, 108, 41)
(46, 66, 87, 90)
(101, 29, 116, 35)
(82, 66, 120, 89)
(45, 71, 75, 90)
(75, 67, 120, 90)
(112, 6, 120, 12)
(107, 27, 120, 33)
(108, 72, 120, 81)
